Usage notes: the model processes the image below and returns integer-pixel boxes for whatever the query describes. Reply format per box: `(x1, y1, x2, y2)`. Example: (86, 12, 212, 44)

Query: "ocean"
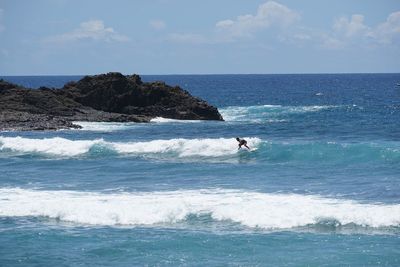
(0, 74, 399, 266)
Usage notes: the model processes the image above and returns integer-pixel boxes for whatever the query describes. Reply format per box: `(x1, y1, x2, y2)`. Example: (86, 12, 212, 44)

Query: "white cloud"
(0, 9, 5, 32)
(44, 20, 129, 43)
(321, 11, 400, 48)
(320, 35, 345, 50)
(215, 1, 300, 39)
(150, 19, 166, 30)
(313, 14, 370, 49)
(333, 14, 369, 38)
(164, 2, 399, 50)
(368, 11, 400, 45)
(216, 20, 234, 28)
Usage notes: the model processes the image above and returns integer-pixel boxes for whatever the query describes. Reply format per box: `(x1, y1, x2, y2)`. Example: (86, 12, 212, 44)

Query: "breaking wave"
(0, 136, 399, 162)
(0, 188, 398, 230)
(0, 136, 261, 158)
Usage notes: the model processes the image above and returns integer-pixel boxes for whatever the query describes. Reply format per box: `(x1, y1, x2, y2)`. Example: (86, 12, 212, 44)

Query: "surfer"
(236, 137, 250, 150)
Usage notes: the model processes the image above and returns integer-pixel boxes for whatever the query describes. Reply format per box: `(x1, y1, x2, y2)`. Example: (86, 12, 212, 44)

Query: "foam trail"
(150, 117, 201, 123)
(73, 121, 137, 132)
(0, 188, 399, 229)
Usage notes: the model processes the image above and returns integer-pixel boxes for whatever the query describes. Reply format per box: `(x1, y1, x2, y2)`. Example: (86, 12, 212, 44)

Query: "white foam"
(220, 105, 339, 122)
(290, 105, 337, 112)
(0, 136, 261, 158)
(73, 121, 136, 132)
(0, 188, 398, 229)
(0, 136, 104, 157)
(150, 117, 201, 123)
(112, 137, 260, 157)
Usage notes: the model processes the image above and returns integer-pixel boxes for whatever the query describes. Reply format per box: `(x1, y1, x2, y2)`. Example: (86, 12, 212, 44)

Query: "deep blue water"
(0, 74, 400, 266)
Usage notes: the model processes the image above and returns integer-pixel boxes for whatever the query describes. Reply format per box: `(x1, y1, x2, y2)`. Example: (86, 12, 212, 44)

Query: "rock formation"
(0, 72, 223, 131)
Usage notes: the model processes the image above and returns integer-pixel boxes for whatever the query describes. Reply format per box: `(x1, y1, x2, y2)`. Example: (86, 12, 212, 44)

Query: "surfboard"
(239, 147, 257, 152)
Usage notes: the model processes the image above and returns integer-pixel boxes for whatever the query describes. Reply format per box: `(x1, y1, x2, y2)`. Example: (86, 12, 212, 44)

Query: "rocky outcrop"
(0, 73, 223, 131)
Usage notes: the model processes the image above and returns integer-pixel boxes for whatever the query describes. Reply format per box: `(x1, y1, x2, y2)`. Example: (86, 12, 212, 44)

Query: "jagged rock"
(0, 73, 223, 131)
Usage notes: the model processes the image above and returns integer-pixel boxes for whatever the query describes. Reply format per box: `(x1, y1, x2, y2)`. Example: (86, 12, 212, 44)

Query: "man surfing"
(236, 137, 250, 150)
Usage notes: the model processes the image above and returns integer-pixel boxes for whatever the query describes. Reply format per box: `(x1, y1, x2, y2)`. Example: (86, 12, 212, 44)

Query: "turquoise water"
(0, 74, 400, 266)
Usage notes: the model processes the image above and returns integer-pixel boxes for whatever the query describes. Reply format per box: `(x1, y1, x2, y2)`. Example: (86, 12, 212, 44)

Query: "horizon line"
(1, 72, 400, 77)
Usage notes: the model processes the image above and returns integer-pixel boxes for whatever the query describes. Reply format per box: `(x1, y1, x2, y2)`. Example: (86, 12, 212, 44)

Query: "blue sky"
(0, 0, 399, 75)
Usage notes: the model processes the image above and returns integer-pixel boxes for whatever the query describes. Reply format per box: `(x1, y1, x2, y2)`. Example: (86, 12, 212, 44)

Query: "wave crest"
(0, 136, 261, 158)
(0, 136, 104, 157)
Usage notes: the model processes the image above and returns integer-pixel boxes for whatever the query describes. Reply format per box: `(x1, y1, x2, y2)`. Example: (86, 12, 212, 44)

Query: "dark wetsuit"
(237, 138, 250, 149)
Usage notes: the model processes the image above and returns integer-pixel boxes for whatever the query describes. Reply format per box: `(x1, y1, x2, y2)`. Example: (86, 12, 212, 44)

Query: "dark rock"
(0, 72, 223, 131)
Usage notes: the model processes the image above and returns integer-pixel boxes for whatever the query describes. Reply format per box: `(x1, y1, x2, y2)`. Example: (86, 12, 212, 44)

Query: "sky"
(0, 0, 399, 75)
